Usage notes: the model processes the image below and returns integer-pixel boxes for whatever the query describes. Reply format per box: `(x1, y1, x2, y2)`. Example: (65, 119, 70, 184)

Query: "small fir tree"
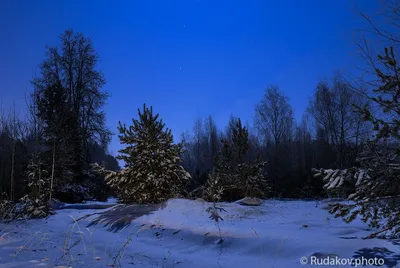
(20, 153, 51, 218)
(107, 104, 191, 203)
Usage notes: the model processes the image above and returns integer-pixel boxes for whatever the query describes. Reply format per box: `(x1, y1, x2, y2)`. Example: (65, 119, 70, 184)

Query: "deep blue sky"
(1, 0, 379, 156)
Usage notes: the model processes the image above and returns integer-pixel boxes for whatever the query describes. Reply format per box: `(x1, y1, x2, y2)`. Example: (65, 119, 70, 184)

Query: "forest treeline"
(0, 29, 372, 210)
(180, 79, 372, 198)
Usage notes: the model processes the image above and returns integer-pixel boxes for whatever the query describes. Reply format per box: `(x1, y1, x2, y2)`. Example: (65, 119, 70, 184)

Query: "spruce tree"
(107, 104, 191, 203)
(204, 118, 269, 201)
(35, 82, 76, 199)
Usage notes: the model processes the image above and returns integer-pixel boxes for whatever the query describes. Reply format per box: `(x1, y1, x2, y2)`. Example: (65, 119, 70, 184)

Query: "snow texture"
(0, 198, 398, 267)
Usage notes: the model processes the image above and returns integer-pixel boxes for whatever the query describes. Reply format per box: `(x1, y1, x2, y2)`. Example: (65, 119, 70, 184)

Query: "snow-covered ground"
(0, 198, 398, 268)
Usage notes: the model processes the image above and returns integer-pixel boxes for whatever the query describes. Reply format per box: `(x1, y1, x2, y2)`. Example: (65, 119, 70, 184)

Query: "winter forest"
(1, 0, 400, 267)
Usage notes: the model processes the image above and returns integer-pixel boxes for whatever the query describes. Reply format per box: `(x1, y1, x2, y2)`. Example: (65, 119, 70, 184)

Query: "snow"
(326, 171, 344, 189)
(318, 168, 372, 194)
(83, 197, 118, 205)
(0, 198, 398, 267)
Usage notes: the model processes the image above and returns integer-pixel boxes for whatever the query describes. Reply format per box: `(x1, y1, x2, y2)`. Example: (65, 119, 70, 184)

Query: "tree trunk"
(49, 139, 56, 202)
(10, 142, 15, 201)
(10, 106, 17, 202)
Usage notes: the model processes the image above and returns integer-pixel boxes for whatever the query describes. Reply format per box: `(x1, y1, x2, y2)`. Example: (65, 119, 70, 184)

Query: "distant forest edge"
(0, 0, 400, 239)
(0, 29, 365, 205)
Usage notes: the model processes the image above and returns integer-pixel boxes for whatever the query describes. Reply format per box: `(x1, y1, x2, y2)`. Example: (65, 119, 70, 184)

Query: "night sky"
(0, 0, 379, 156)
